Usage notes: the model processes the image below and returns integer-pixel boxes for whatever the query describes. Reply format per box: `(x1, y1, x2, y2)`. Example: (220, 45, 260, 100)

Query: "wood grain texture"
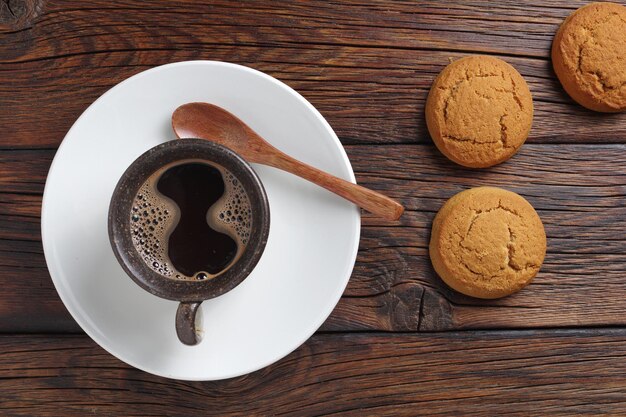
(327, 143, 626, 331)
(2, 330, 626, 416)
(0, 0, 42, 31)
(3, 0, 626, 413)
(2, 144, 626, 332)
(1, 0, 625, 149)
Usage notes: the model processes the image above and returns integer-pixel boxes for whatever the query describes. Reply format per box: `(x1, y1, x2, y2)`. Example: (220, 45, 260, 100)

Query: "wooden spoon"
(171, 103, 404, 220)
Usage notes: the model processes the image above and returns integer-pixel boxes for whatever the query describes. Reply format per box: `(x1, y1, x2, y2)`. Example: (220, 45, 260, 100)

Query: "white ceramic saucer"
(42, 61, 360, 381)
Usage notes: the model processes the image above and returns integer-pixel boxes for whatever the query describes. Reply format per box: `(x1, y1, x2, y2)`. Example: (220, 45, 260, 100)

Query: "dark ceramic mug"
(108, 139, 270, 345)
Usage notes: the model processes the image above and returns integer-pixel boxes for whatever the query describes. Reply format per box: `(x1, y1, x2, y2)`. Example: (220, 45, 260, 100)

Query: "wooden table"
(2, 0, 626, 415)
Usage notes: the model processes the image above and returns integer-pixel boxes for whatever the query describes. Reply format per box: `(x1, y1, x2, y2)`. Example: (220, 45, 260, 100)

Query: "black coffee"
(129, 160, 252, 281)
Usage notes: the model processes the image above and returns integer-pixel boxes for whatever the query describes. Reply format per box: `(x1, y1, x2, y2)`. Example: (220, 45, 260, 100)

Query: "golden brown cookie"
(429, 187, 546, 299)
(425, 56, 534, 168)
(552, 2, 626, 112)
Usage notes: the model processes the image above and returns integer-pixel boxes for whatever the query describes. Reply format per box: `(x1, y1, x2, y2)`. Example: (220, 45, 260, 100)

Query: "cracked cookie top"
(425, 55, 533, 168)
(552, 2, 626, 112)
(429, 187, 546, 299)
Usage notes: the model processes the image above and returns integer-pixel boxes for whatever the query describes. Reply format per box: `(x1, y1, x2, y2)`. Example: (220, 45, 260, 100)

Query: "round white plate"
(42, 61, 360, 381)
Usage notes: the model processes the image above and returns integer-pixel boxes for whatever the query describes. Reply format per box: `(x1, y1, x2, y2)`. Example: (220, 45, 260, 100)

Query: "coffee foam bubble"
(207, 171, 252, 247)
(130, 162, 253, 281)
(130, 181, 178, 278)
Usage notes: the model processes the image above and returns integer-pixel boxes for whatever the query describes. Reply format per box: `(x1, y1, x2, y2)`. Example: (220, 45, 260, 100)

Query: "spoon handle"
(266, 150, 404, 221)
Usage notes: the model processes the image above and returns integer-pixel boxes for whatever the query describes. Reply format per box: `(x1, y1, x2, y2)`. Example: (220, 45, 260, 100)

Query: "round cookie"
(429, 187, 546, 299)
(552, 2, 626, 112)
(425, 56, 534, 168)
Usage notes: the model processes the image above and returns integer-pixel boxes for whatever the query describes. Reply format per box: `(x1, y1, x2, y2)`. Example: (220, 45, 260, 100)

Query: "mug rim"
(108, 139, 270, 302)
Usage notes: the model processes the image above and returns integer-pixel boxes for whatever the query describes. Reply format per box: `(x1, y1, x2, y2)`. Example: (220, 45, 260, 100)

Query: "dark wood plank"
(2, 144, 626, 332)
(0, 150, 51, 194)
(2, 330, 626, 415)
(1, 0, 625, 149)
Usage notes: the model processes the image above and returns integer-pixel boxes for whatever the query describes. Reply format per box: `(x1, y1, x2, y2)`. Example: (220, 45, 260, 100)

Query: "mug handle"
(176, 302, 202, 345)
